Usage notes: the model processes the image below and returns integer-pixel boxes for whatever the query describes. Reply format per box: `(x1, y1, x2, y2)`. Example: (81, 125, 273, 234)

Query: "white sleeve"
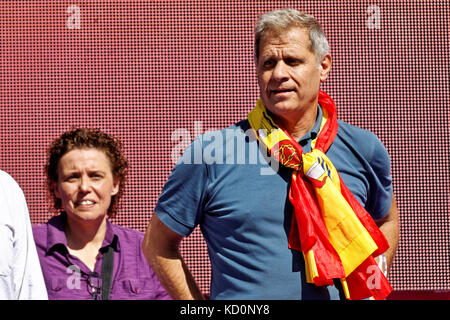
(0, 170, 48, 300)
(0, 222, 14, 299)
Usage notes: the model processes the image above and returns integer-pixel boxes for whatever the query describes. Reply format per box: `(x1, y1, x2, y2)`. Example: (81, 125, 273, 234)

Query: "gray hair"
(254, 9, 330, 63)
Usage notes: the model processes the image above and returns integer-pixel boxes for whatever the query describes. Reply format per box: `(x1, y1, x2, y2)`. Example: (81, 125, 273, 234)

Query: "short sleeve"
(154, 138, 208, 237)
(364, 135, 393, 220)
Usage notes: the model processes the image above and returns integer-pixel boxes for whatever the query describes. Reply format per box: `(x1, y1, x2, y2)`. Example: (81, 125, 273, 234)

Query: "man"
(0, 170, 48, 299)
(142, 9, 399, 300)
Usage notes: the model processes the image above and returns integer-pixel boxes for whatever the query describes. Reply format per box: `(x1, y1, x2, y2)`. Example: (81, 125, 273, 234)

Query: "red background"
(1, 1, 449, 296)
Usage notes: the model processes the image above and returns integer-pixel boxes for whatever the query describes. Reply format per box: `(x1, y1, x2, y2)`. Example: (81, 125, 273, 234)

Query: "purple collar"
(45, 212, 120, 254)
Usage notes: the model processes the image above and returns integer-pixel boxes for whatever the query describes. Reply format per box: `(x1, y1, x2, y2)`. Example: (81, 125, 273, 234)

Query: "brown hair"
(45, 127, 128, 218)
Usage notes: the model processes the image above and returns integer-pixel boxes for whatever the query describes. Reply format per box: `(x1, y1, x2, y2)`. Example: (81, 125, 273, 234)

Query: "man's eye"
(263, 60, 274, 68)
(285, 58, 302, 66)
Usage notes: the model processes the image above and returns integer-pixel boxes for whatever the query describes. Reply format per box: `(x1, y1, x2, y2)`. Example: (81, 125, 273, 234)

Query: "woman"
(32, 128, 170, 300)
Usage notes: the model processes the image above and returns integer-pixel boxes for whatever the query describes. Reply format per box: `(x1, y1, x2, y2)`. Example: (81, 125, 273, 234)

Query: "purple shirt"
(32, 213, 170, 300)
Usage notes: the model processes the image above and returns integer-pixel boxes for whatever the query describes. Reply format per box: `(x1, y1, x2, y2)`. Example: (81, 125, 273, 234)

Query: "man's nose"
(272, 61, 289, 81)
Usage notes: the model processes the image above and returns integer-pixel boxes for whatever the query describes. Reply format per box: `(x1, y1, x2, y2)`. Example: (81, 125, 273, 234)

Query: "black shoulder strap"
(101, 245, 114, 300)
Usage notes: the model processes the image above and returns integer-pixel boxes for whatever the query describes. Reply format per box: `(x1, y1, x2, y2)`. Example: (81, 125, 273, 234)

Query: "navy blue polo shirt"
(155, 105, 393, 300)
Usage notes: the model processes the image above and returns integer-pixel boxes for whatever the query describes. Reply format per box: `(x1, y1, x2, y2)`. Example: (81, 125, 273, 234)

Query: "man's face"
(257, 27, 331, 123)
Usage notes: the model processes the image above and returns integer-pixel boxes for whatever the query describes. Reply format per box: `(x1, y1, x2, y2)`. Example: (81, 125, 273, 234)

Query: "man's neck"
(269, 105, 318, 141)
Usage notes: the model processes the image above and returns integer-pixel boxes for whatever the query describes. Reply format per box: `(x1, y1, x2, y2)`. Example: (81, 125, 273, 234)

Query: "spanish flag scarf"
(248, 91, 392, 300)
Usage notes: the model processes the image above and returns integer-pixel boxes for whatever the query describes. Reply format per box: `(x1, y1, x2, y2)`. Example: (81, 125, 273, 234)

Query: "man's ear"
(319, 53, 332, 82)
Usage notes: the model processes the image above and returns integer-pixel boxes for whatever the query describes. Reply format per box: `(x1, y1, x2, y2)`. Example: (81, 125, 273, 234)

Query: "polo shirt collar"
(298, 104, 323, 152)
(46, 212, 120, 254)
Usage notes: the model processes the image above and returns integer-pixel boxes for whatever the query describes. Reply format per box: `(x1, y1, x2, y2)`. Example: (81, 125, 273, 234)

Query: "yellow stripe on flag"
(303, 250, 319, 283)
(303, 150, 378, 276)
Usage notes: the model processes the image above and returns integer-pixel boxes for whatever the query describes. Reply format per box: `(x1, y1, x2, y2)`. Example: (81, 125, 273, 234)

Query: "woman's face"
(54, 148, 119, 223)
